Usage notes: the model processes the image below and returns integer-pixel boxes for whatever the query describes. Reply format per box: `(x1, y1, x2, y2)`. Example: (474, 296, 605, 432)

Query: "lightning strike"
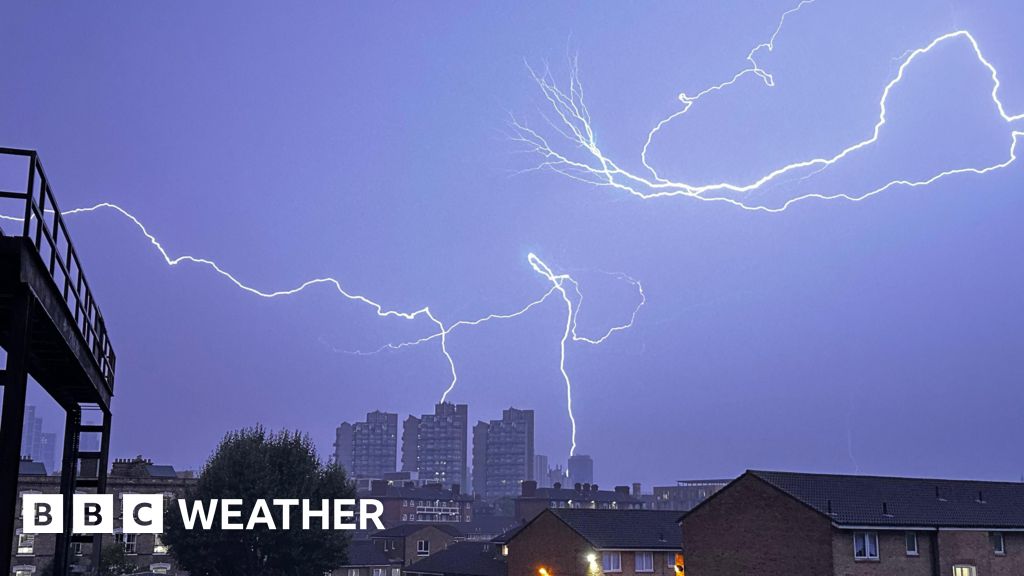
(511, 2, 1024, 212)
(0, 203, 643, 459)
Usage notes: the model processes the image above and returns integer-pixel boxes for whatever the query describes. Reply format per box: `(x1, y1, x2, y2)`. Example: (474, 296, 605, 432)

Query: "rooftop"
(506, 509, 682, 550)
(749, 470, 1024, 529)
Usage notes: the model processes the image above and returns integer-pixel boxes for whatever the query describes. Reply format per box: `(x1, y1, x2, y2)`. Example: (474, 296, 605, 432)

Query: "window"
(417, 539, 430, 556)
(952, 566, 977, 576)
(991, 532, 1005, 555)
(13, 567, 36, 576)
(348, 570, 358, 576)
(153, 534, 169, 555)
(635, 551, 654, 572)
(602, 551, 622, 572)
(17, 533, 34, 555)
(72, 541, 83, 556)
(906, 532, 919, 556)
(117, 533, 138, 554)
(853, 532, 879, 560)
(372, 569, 385, 576)
(149, 564, 170, 575)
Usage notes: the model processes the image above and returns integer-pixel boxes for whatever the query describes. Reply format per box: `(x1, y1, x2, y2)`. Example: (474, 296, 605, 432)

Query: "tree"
(163, 426, 354, 576)
(98, 543, 138, 576)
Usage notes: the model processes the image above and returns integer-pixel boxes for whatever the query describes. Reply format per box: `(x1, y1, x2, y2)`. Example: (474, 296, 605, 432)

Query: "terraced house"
(681, 470, 1024, 576)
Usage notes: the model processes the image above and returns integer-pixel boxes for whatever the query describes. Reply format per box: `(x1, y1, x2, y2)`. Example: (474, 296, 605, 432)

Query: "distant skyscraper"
(333, 411, 398, 478)
(471, 421, 489, 496)
(403, 403, 468, 489)
(568, 454, 594, 486)
(37, 432, 56, 475)
(21, 405, 54, 473)
(533, 454, 550, 488)
(472, 407, 535, 499)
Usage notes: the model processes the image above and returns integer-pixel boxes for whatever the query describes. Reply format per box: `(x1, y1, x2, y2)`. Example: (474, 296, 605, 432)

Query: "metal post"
(53, 406, 81, 576)
(0, 289, 33, 576)
(90, 409, 112, 573)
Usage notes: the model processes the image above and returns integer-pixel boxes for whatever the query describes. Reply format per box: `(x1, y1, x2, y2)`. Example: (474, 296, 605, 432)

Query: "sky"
(1, 0, 1022, 488)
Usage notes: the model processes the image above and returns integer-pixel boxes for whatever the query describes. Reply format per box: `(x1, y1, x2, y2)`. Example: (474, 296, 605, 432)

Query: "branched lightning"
(511, 0, 1024, 211)
(0, 203, 643, 458)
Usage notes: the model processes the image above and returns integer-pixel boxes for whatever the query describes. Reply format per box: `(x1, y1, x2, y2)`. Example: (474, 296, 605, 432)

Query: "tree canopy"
(163, 426, 354, 576)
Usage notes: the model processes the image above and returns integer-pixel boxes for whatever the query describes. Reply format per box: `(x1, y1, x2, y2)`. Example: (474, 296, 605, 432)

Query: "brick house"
(367, 481, 473, 527)
(503, 508, 683, 576)
(10, 456, 195, 576)
(681, 470, 1024, 576)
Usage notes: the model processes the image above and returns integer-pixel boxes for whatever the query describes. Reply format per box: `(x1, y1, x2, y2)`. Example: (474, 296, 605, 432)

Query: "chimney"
(583, 483, 591, 493)
(882, 502, 890, 516)
(574, 483, 582, 492)
(370, 479, 387, 497)
(614, 485, 630, 496)
(553, 482, 562, 490)
(632, 482, 641, 497)
(522, 480, 537, 497)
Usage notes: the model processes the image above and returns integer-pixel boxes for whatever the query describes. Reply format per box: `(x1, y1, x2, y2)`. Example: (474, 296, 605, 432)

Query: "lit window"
(953, 566, 977, 576)
(991, 532, 1005, 555)
(602, 551, 622, 572)
(17, 533, 34, 555)
(906, 532, 918, 556)
(853, 532, 879, 560)
(154, 534, 169, 555)
(149, 564, 170, 575)
(417, 539, 430, 556)
(348, 570, 358, 576)
(635, 551, 654, 572)
(372, 569, 385, 576)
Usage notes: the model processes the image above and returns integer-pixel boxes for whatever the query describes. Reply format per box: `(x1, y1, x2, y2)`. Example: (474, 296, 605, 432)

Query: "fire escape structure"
(0, 148, 117, 576)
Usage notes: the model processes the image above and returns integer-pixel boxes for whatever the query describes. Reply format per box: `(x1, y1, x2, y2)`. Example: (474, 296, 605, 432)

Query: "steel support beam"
(0, 289, 32, 576)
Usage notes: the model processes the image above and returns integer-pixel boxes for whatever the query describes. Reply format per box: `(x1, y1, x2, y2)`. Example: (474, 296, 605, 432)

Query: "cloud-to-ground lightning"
(0, 203, 643, 459)
(341, 253, 645, 456)
(510, 1, 1023, 212)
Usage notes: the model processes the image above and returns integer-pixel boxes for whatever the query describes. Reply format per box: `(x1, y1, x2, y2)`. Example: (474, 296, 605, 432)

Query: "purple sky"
(2, 0, 1023, 487)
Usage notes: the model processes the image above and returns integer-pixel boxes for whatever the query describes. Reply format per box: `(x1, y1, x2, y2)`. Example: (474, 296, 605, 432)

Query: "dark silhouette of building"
(682, 470, 1024, 576)
(515, 480, 644, 521)
(652, 479, 730, 511)
(472, 407, 534, 499)
(568, 454, 594, 486)
(403, 403, 468, 489)
(334, 410, 398, 479)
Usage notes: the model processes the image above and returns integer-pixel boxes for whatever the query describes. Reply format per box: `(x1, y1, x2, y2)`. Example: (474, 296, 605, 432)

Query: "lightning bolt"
(511, 2, 1024, 211)
(0, 203, 643, 458)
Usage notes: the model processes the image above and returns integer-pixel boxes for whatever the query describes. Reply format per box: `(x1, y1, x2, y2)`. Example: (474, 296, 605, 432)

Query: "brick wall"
(505, 511, 590, 576)
(831, 529, 933, 576)
(680, 473, 833, 576)
(938, 530, 1024, 576)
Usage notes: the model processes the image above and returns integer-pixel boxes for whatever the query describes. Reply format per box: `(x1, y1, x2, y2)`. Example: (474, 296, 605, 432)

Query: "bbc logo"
(22, 494, 163, 534)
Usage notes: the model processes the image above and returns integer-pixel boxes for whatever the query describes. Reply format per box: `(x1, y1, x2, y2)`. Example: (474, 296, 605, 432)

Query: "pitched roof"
(404, 542, 505, 576)
(750, 470, 1024, 529)
(372, 523, 463, 539)
(546, 509, 682, 550)
(342, 540, 392, 567)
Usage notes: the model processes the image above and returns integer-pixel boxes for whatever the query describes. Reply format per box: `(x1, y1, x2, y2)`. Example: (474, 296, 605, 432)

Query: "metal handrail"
(0, 147, 116, 392)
